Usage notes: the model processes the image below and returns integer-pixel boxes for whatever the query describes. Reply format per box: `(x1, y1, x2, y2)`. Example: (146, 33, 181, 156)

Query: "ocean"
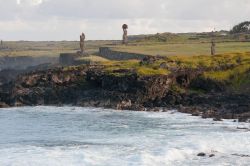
(0, 106, 249, 166)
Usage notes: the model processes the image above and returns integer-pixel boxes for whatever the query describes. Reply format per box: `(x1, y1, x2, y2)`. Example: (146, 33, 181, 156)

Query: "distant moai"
(80, 33, 85, 53)
(0, 40, 2, 48)
(211, 40, 216, 55)
(122, 24, 128, 45)
(210, 29, 216, 55)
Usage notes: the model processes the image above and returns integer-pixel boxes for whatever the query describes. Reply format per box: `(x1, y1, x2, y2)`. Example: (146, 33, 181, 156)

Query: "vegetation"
(128, 30, 250, 43)
(75, 55, 109, 62)
(112, 42, 250, 56)
(2, 30, 250, 58)
(230, 21, 250, 34)
(1, 31, 250, 88)
(0, 41, 114, 57)
(98, 52, 250, 90)
(99, 59, 169, 76)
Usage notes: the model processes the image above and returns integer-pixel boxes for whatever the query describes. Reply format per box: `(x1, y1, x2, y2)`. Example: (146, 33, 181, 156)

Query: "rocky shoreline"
(0, 59, 249, 122)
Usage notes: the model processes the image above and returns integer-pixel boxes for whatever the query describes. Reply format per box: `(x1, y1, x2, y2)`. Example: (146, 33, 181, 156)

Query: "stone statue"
(122, 24, 128, 45)
(80, 33, 85, 53)
(211, 40, 216, 55)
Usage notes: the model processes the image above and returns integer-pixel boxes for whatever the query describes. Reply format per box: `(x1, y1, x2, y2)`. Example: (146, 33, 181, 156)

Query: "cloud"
(17, 0, 44, 6)
(0, 0, 250, 40)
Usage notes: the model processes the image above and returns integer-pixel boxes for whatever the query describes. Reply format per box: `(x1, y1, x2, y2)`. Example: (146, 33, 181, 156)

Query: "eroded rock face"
(0, 69, 23, 85)
(0, 65, 175, 110)
(140, 55, 166, 66)
(0, 66, 88, 107)
(190, 77, 226, 92)
(0, 64, 249, 122)
(85, 71, 173, 111)
(173, 68, 203, 88)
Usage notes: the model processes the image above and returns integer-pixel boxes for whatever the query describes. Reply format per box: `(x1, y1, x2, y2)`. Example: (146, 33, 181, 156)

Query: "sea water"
(0, 106, 249, 166)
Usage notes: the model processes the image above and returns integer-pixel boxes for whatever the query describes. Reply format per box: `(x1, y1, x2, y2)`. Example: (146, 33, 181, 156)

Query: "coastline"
(0, 53, 249, 122)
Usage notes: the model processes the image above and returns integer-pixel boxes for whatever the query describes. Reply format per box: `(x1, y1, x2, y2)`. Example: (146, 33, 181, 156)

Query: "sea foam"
(0, 106, 249, 166)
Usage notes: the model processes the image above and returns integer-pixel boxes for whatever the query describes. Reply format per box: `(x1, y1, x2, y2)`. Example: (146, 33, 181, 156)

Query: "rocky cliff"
(0, 52, 249, 121)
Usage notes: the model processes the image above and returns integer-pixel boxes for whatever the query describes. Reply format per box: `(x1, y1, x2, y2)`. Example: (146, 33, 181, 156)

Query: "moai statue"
(122, 24, 128, 45)
(211, 40, 216, 55)
(80, 33, 85, 53)
(210, 29, 216, 55)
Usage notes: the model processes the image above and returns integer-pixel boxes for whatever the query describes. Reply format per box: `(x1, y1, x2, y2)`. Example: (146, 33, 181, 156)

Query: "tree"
(230, 21, 250, 34)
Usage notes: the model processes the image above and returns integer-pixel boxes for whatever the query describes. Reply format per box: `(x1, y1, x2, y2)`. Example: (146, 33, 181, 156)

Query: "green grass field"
(97, 52, 250, 92)
(1, 32, 250, 58)
(0, 40, 115, 57)
(112, 42, 250, 56)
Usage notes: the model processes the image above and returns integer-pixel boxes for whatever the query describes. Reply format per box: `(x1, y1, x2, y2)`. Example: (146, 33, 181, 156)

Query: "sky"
(0, 0, 250, 41)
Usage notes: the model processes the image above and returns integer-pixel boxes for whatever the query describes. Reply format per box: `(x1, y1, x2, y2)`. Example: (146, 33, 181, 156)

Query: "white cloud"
(0, 0, 250, 40)
(17, 0, 44, 6)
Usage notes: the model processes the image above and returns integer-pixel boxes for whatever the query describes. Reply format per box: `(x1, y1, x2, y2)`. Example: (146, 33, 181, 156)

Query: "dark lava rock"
(213, 116, 222, 121)
(239, 116, 250, 123)
(0, 102, 9, 108)
(139, 55, 166, 66)
(237, 127, 249, 130)
(232, 154, 250, 157)
(197, 152, 206, 157)
(209, 154, 215, 158)
(202, 110, 217, 119)
(159, 62, 168, 69)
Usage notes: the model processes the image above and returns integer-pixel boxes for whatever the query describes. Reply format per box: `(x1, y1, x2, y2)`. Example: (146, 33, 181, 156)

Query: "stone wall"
(59, 53, 96, 66)
(59, 53, 78, 66)
(99, 47, 149, 60)
(59, 47, 150, 66)
(0, 56, 58, 71)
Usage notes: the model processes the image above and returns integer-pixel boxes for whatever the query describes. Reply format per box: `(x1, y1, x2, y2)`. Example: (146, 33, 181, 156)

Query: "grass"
(75, 55, 110, 62)
(202, 53, 250, 81)
(100, 60, 170, 76)
(171, 52, 250, 89)
(2, 32, 250, 58)
(169, 52, 248, 69)
(137, 67, 169, 76)
(111, 42, 250, 57)
(98, 51, 250, 82)
(0, 41, 114, 57)
(129, 31, 250, 44)
(1, 35, 250, 85)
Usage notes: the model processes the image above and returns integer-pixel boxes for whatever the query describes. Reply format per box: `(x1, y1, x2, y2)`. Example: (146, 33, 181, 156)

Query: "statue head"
(81, 33, 85, 39)
(122, 24, 128, 30)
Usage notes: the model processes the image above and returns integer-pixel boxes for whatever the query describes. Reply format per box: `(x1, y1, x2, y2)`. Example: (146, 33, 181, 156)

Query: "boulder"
(0, 102, 9, 108)
(197, 152, 206, 157)
(117, 100, 132, 110)
(209, 154, 215, 158)
(159, 62, 168, 69)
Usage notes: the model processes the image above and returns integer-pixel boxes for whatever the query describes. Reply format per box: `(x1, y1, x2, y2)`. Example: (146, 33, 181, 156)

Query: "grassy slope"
(112, 42, 250, 56)
(1, 33, 250, 90)
(98, 52, 250, 91)
(109, 33, 250, 88)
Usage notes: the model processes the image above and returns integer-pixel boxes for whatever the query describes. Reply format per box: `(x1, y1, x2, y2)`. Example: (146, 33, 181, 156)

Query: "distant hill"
(128, 31, 250, 43)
